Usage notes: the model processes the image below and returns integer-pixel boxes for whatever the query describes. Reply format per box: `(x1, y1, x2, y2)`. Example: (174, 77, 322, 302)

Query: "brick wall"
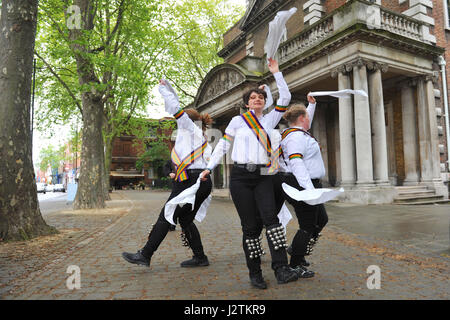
(432, 0, 450, 171)
(324, 0, 347, 13)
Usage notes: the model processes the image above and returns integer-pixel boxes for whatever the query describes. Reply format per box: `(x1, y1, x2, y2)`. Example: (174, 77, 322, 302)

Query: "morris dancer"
(274, 98, 328, 277)
(201, 58, 298, 289)
(122, 80, 213, 268)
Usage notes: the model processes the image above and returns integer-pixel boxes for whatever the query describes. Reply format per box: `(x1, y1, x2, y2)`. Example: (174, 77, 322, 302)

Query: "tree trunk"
(71, 0, 107, 209)
(103, 132, 116, 200)
(0, 0, 57, 241)
(73, 95, 107, 209)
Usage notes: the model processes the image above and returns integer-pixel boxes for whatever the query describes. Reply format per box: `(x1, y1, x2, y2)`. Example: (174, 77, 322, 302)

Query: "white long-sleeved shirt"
(159, 84, 211, 170)
(280, 103, 325, 190)
(206, 72, 291, 170)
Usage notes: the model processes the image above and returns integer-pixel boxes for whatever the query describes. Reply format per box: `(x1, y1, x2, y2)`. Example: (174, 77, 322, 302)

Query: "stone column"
(353, 60, 374, 185)
(368, 64, 389, 184)
(400, 80, 419, 185)
(333, 66, 356, 186)
(425, 76, 442, 181)
(416, 77, 434, 182)
(317, 105, 329, 185)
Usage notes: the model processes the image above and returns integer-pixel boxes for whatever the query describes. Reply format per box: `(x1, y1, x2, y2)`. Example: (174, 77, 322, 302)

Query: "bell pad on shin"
(306, 232, 321, 255)
(245, 235, 265, 259)
(266, 224, 288, 251)
(180, 230, 190, 247)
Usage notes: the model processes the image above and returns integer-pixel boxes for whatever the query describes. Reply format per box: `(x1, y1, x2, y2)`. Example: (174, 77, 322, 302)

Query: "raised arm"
(158, 80, 202, 135)
(263, 59, 291, 128)
(306, 93, 317, 125)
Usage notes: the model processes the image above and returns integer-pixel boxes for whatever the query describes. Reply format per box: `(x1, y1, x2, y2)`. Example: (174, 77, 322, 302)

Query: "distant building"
(193, 0, 450, 204)
(109, 118, 175, 189)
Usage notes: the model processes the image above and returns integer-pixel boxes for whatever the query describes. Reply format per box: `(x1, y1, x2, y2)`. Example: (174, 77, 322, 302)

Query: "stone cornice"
(218, 33, 246, 59)
(331, 59, 389, 77)
(262, 24, 444, 81)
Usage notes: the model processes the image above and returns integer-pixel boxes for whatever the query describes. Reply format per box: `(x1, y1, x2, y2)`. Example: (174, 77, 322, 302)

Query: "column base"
(356, 180, 376, 188)
(337, 185, 396, 204)
(402, 179, 420, 186)
(374, 180, 390, 186)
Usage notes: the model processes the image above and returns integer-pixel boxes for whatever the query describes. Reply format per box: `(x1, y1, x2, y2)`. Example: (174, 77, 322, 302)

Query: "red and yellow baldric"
(240, 110, 280, 173)
(281, 127, 311, 161)
(171, 140, 208, 182)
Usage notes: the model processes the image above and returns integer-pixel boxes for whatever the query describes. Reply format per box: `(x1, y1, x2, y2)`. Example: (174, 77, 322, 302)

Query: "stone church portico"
(192, 0, 449, 204)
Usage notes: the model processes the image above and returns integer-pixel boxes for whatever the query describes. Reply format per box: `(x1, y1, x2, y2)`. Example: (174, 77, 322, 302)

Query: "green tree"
(34, 0, 245, 209)
(38, 145, 65, 173)
(135, 119, 175, 177)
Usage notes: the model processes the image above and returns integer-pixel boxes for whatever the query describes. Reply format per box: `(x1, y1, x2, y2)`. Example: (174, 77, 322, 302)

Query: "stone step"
(395, 190, 436, 197)
(393, 195, 444, 204)
(399, 199, 450, 205)
(395, 186, 430, 192)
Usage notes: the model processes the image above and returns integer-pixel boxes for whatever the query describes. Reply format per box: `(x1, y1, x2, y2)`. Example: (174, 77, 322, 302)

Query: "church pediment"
(193, 64, 260, 108)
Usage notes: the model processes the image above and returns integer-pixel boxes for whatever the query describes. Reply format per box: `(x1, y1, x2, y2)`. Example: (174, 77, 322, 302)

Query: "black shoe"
(250, 273, 267, 290)
(122, 250, 150, 267)
(292, 265, 315, 278)
(180, 255, 209, 268)
(274, 265, 298, 284)
(287, 246, 310, 267)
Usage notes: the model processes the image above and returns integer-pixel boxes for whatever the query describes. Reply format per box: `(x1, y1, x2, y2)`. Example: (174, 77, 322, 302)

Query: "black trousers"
(142, 170, 212, 259)
(229, 166, 288, 275)
(274, 173, 328, 264)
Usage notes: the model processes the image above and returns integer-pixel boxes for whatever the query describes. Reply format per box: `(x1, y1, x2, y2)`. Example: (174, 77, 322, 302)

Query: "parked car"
(53, 184, 66, 192)
(45, 184, 55, 192)
(36, 183, 47, 194)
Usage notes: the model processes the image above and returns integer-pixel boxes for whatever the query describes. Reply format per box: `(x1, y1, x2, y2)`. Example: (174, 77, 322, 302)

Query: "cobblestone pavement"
(0, 190, 449, 300)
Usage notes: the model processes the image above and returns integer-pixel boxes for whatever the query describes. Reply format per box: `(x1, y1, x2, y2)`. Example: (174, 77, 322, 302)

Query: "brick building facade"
(109, 118, 175, 189)
(193, 0, 450, 204)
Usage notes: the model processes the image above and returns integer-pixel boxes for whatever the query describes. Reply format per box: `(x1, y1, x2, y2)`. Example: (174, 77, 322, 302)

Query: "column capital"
(332, 59, 389, 78)
(424, 72, 439, 84)
(367, 62, 389, 73)
(331, 64, 348, 78)
(415, 72, 439, 84)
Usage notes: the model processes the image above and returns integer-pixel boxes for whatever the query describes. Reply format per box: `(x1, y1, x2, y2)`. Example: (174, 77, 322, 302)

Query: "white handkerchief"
(264, 7, 298, 60)
(164, 177, 211, 225)
(194, 194, 212, 223)
(309, 89, 368, 99)
(282, 183, 344, 205)
(277, 203, 293, 228)
(161, 78, 179, 102)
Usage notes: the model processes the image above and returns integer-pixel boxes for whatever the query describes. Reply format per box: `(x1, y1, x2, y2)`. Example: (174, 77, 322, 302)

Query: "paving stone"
(1, 190, 448, 300)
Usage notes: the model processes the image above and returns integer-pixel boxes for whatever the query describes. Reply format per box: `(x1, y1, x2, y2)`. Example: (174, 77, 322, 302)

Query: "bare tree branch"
(89, 0, 126, 53)
(164, 75, 196, 99)
(34, 51, 83, 117)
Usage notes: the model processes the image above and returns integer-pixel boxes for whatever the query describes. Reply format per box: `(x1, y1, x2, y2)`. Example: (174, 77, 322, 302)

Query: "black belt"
(277, 172, 293, 177)
(186, 169, 205, 175)
(278, 172, 321, 182)
(233, 162, 267, 172)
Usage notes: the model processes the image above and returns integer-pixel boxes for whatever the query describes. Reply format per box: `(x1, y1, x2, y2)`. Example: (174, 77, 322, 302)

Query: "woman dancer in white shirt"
(201, 59, 298, 289)
(274, 101, 328, 278)
(122, 80, 213, 269)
